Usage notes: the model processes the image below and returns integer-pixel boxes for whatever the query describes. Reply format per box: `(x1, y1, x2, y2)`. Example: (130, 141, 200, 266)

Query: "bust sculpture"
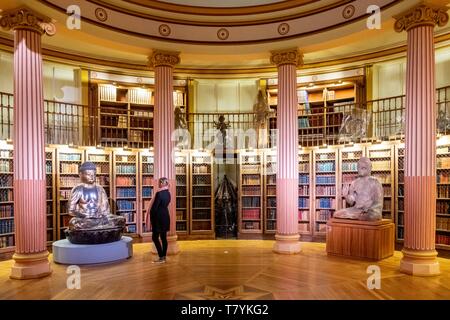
(334, 157, 383, 221)
(65, 162, 126, 244)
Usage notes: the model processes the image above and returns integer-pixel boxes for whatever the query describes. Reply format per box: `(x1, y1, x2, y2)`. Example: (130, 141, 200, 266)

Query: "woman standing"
(150, 177, 171, 263)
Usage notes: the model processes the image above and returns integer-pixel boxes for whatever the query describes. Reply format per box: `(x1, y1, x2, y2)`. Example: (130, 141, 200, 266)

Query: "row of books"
(437, 173, 450, 183)
(116, 200, 135, 210)
(267, 208, 276, 220)
(436, 216, 450, 230)
(59, 154, 81, 161)
(242, 186, 261, 195)
(59, 190, 71, 200)
(142, 187, 153, 198)
(298, 185, 309, 195)
(298, 210, 309, 221)
(298, 198, 309, 208)
(316, 198, 336, 209)
(298, 163, 309, 172)
(116, 176, 136, 186)
(60, 163, 79, 174)
(175, 166, 187, 174)
(316, 210, 333, 221)
(176, 210, 186, 220)
(176, 222, 187, 231)
(0, 150, 11, 158)
(59, 177, 79, 187)
(342, 152, 362, 160)
(267, 175, 277, 184)
(0, 235, 14, 248)
(132, 111, 153, 118)
(192, 198, 211, 208)
(142, 163, 154, 174)
(242, 208, 260, 220)
(369, 150, 391, 158)
(0, 220, 14, 234)
(176, 187, 187, 197)
(242, 175, 260, 185)
(299, 174, 310, 184)
(298, 223, 310, 232)
(316, 162, 335, 172)
(192, 186, 211, 196)
(0, 205, 13, 217)
(126, 225, 137, 233)
(116, 165, 136, 174)
(342, 162, 358, 171)
(267, 198, 276, 207)
(371, 160, 391, 171)
(192, 175, 211, 185)
(0, 175, 12, 187)
(436, 234, 450, 245)
(437, 202, 450, 214)
(88, 155, 108, 162)
(176, 198, 186, 208)
(142, 176, 154, 185)
(316, 176, 335, 184)
(95, 176, 109, 186)
(437, 157, 450, 169)
(116, 188, 136, 198)
(192, 211, 211, 220)
(383, 200, 392, 211)
(242, 165, 260, 173)
(437, 185, 450, 198)
(46, 162, 52, 174)
(267, 221, 276, 230)
(0, 190, 13, 202)
(316, 153, 334, 160)
(192, 164, 210, 174)
(315, 186, 336, 196)
(116, 156, 134, 162)
(242, 197, 260, 207)
(242, 221, 260, 229)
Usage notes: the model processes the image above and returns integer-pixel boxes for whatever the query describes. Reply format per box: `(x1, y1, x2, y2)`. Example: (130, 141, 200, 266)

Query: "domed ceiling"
(0, 0, 449, 73)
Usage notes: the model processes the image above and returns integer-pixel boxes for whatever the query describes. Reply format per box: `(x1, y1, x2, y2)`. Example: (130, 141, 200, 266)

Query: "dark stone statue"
(65, 162, 126, 244)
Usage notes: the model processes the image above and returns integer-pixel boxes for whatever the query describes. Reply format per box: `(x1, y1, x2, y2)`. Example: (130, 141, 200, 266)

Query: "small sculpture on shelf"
(334, 157, 383, 221)
(174, 106, 187, 130)
(253, 90, 272, 148)
(214, 114, 231, 148)
(66, 162, 126, 244)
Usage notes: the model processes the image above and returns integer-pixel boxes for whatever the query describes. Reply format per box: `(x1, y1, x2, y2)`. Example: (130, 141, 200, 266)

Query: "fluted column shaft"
(0, 7, 56, 279)
(271, 49, 302, 254)
(395, 3, 448, 276)
(150, 50, 180, 254)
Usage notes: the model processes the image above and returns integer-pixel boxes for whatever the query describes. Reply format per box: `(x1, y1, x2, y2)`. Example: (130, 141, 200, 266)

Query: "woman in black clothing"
(150, 177, 171, 263)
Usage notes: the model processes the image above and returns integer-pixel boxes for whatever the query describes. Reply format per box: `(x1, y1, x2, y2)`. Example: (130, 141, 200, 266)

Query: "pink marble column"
(270, 49, 302, 254)
(149, 50, 180, 255)
(0, 8, 55, 279)
(395, 3, 448, 276)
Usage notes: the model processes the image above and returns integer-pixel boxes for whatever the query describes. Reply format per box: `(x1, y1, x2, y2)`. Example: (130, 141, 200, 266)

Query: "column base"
(273, 234, 301, 254)
(400, 248, 440, 276)
(10, 251, 52, 280)
(151, 234, 180, 255)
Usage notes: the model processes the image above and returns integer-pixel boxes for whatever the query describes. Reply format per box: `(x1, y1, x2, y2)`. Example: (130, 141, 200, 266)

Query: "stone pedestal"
(326, 218, 394, 260)
(52, 236, 133, 265)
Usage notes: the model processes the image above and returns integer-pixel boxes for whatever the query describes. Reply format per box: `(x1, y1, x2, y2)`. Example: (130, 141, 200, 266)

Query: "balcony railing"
(0, 85, 449, 148)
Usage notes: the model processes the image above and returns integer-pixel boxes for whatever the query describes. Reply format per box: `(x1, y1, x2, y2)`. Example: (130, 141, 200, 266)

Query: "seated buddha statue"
(66, 161, 125, 244)
(334, 157, 383, 221)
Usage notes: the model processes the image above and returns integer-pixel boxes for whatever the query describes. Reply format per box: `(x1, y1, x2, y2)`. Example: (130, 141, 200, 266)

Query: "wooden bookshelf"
(395, 142, 405, 242)
(263, 149, 276, 234)
(113, 150, 139, 235)
(139, 150, 154, 236)
(56, 147, 84, 240)
(435, 139, 450, 248)
(175, 151, 189, 236)
(238, 150, 263, 238)
(312, 147, 339, 238)
(0, 144, 14, 253)
(366, 143, 395, 220)
(298, 148, 313, 237)
(45, 147, 56, 245)
(338, 144, 367, 210)
(190, 151, 214, 238)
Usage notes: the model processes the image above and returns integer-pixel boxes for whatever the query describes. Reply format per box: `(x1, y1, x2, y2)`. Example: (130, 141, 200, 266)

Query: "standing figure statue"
(174, 106, 187, 130)
(214, 114, 231, 148)
(253, 90, 271, 148)
(66, 161, 126, 244)
(334, 157, 383, 221)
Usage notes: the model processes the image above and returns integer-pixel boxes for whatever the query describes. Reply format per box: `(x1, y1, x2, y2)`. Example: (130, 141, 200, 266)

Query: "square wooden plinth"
(326, 218, 395, 261)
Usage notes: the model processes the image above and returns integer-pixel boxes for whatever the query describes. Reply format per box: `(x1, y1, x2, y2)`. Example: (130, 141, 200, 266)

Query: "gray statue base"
(52, 236, 133, 265)
(65, 226, 124, 244)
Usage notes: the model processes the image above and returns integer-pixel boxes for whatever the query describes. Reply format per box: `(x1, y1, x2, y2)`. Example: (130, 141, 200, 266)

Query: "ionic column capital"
(394, 2, 449, 32)
(0, 7, 56, 36)
(270, 48, 303, 67)
(149, 50, 180, 68)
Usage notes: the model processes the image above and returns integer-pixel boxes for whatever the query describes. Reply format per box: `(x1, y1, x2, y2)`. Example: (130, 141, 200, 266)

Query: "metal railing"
(0, 85, 449, 148)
